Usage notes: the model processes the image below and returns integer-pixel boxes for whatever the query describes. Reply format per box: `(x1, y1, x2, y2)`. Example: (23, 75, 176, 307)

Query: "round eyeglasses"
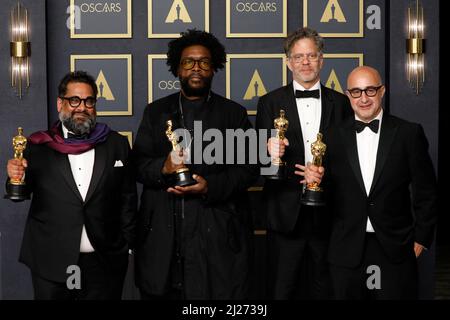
(347, 85, 384, 98)
(289, 53, 321, 63)
(60, 96, 97, 109)
(180, 58, 212, 71)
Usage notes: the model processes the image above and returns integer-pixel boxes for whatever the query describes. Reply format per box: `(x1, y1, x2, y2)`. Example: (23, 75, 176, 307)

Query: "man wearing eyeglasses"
(255, 27, 352, 299)
(6, 71, 137, 299)
(132, 29, 258, 299)
(304, 66, 437, 299)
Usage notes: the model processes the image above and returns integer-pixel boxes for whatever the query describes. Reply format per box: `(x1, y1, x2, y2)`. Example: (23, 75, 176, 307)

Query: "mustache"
(59, 109, 96, 136)
(71, 110, 91, 117)
(187, 73, 204, 79)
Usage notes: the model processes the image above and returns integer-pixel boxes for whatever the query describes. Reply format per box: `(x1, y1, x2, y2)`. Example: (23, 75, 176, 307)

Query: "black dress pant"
(139, 288, 183, 300)
(31, 252, 127, 300)
(330, 233, 418, 300)
(267, 207, 331, 300)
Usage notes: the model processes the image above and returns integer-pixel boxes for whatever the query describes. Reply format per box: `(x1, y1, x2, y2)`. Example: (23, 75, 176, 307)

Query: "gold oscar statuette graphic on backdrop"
(96, 70, 115, 101)
(5, 127, 30, 200)
(266, 109, 289, 180)
(325, 69, 344, 93)
(165, 120, 196, 187)
(243, 69, 267, 100)
(301, 132, 326, 206)
(320, 0, 347, 23)
(166, 0, 192, 23)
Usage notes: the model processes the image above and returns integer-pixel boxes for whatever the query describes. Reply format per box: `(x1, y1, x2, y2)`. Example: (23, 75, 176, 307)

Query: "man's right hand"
(161, 148, 187, 175)
(7, 158, 27, 181)
(267, 137, 289, 159)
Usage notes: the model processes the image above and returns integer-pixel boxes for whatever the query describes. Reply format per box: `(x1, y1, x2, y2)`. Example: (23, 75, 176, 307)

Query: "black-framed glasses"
(347, 85, 384, 98)
(288, 53, 321, 63)
(60, 96, 97, 109)
(180, 58, 212, 71)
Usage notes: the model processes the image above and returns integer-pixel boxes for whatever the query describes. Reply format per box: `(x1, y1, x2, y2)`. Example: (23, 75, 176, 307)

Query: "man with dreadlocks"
(133, 29, 258, 299)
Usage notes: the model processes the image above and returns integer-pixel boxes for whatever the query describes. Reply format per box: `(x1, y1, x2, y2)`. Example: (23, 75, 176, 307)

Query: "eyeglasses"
(60, 96, 97, 109)
(347, 85, 384, 98)
(180, 58, 212, 71)
(289, 53, 321, 63)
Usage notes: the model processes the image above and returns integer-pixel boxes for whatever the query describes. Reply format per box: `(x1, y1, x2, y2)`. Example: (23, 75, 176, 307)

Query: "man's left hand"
(167, 174, 208, 196)
(414, 242, 425, 258)
(295, 163, 324, 185)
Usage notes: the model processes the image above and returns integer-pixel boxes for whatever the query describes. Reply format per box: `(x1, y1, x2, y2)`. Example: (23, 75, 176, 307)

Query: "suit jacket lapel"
(84, 141, 107, 204)
(283, 83, 304, 150)
(319, 85, 333, 132)
(341, 118, 366, 195)
(55, 152, 84, 202)
(369, 114, 397, 195)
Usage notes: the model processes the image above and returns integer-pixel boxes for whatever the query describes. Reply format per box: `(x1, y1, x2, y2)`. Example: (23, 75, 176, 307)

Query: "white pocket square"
(114, 160, 124, 167)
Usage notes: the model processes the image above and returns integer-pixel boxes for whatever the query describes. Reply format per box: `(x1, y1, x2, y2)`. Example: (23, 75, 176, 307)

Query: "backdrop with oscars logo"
(0, 0, 440, 299)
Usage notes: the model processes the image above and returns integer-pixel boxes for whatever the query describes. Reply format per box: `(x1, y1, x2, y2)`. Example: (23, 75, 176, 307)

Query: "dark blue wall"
(389, 0, 440, 299)
(0, 0, 440, 299)
(0, 0, 47, 300)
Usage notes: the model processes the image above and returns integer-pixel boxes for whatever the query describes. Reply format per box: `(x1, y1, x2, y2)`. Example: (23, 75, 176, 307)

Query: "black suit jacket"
(255, 83, 352, 233)
(324, 114, 438, 267)
(16, 130, 137, 282)
(132, 92, 258, 297)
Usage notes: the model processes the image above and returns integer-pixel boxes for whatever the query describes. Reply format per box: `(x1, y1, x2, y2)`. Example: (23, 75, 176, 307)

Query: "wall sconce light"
(406, 0, 425, 95)
(10, 2, 30, 99)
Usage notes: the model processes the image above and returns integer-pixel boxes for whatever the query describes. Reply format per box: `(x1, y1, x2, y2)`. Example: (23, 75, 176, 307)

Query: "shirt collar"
(61, 124, 73, 139)
(293, 79, 321, 93)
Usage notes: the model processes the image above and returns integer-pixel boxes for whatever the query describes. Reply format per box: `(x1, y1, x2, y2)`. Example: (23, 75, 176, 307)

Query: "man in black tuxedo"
(255, 27, 352, 299)
(6, 71, 137, 300)
(305, 66, 438, 299)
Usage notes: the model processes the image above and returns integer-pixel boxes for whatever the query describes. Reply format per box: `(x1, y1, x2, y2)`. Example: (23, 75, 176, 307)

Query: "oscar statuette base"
(4, 182, 30, 201)
(301, 188, 325, 207)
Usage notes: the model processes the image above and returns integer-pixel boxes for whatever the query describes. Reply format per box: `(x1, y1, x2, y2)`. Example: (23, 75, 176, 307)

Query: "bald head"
(347, 66, 382, 89)
(345, 65, 385, 122)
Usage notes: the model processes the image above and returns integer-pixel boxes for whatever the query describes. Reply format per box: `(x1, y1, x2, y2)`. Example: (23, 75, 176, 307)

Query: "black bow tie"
(68, 132, 89, 140)
(295, 89, 320, 99)
(354, 119, 380, 133)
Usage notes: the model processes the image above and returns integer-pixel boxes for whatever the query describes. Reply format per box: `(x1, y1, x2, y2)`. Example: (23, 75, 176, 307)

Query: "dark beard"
(180, 74, 212, 98)
(59, 111, 96, 136)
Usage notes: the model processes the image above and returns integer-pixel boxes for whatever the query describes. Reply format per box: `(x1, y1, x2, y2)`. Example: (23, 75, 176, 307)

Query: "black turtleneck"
(180, 95, 207, 132)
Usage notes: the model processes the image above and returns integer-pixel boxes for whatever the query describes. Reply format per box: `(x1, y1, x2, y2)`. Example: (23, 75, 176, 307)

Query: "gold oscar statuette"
(267, 109, 289, 180)
(165, 120, 196, 187)
(301, 132, 326, 206)
(5, 127, 30, 200)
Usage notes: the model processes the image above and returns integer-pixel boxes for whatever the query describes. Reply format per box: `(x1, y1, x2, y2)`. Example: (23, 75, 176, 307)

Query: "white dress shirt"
(62, 125, 95, 252)
(293, 80, 322, 165)
(355, 110, 383, 232)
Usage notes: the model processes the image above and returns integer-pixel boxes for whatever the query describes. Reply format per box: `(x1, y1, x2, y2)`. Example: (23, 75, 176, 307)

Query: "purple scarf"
(29, 121, 111, 155)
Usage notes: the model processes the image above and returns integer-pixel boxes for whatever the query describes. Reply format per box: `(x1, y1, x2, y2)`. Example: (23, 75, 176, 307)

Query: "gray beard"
(59, 111, 96, 136)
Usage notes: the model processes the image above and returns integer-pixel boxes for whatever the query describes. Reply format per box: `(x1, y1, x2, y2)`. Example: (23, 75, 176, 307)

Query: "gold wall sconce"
(406, 0, 425, 95)
(10, 2, 30, 99)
